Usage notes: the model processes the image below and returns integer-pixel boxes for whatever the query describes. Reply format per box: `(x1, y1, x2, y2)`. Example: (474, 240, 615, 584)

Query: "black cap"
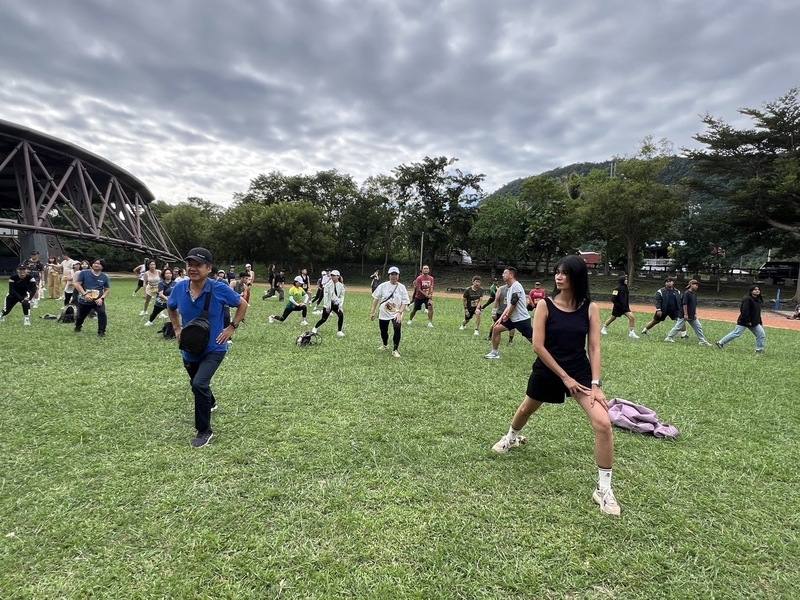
(184, 247, 213, 264)
(17, 263, 29, 269)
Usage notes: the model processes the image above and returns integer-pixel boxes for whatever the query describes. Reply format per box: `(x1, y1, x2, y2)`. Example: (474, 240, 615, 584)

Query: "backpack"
(57, 304, 76, 323)
(159, 321, 176, 339)
(296, 331, 321, 348)
(178, 287, 213, 354)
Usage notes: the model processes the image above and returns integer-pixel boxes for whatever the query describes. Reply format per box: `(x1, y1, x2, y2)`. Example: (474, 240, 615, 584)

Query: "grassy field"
(2, 279, 799, 599)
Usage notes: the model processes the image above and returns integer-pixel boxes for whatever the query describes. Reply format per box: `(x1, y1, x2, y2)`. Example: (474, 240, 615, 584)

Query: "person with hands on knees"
(73, 258, 111, 336)
(370, 266, 410, 358)
(490, 255, 621, 517)
(167, 247, 249, 449)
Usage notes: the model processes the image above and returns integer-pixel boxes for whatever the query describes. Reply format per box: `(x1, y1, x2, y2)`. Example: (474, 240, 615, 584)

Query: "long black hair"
(747, 285, 763, 303)
(554, 255, 591, 308)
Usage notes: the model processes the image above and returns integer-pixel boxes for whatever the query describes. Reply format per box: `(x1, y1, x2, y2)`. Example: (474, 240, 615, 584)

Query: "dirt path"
(344, 285, 800, 332)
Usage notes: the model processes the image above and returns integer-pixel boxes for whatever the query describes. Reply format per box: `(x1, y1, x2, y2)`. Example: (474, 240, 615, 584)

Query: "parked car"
(436, 249, 472, 266)
(757, 261, 799, 284)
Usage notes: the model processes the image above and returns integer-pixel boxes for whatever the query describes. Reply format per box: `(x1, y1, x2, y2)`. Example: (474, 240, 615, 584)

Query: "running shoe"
(378, 345, 388, 351)
(301, 319, 309, 326)
(473, 330, 480, 336)
(491, 433, 527, 454)
(459, 325, 465, 330)
(211, 404, 218, 412)
(679, 331, 688, 339)
(268, 316, 275, 323)
(407, 320, 413, 325)
(484, 350, 500, 359)
(23, 316, 31, 326)
(699, 340, 712, 347)
(427, 322, 434, 328)
(392, 350, 401, 358)
(601, 326, 608, 335)
(592, 487, 621, 516)
(144, 321, 153, 327)
(664, 337, 674, 343)
(191, 431, 214, 448)
(0, 315, 5, 322)
(640, 328, 648, 335)
(336, 331, 345, 338)
(139, 310, 146, 316)
(628, 330, 640, 339)
(715, 341, 724, 350)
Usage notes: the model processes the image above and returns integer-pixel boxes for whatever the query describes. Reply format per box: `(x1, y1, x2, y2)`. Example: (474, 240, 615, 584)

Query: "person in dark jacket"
(664, 279, 711, 345)
(641, 277, 685, 336)
(601, 275, 639, 339)
(0, 264, 38, 325)
(717, 286, 766, 353)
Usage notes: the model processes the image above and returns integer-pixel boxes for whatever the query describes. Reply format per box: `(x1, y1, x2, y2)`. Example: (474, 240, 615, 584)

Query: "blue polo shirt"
(168, 278, 242, 361)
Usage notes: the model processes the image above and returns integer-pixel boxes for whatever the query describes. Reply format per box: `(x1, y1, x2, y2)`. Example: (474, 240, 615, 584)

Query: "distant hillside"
(485, 157, 693, 202)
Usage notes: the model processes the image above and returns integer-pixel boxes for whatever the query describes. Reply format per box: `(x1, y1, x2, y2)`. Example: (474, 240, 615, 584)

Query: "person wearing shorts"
(132, 259, 149, 296)
(140, 260, 162, 317)
(491, 255, 620, 517)
(601, 275, 639, 339)
(485, 267, 531, 359)
(370, 266, 410, 358)
(408, 265, 434, 328)
(641, 277, 685, 336)
(460, 275, 485, 336)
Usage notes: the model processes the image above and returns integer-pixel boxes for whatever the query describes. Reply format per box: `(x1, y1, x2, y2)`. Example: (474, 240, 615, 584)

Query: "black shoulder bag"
(179, 286, 213, 354)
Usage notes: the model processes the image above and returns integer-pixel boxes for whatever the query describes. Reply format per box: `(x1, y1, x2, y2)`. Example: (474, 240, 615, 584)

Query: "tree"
(687, 88, 800, 299)
(470, 195, 528, 269)
(576, 143, 685, 282)
(518, 176, 571, 268)
(339, 177, 396, 274)
(394, 156, 484, 263)
(160, 197, 222, 256)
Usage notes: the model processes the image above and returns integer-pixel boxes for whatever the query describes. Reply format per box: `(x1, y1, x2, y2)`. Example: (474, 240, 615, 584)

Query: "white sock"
(507, 427, 519, 440)
(598, 468, 612, 491)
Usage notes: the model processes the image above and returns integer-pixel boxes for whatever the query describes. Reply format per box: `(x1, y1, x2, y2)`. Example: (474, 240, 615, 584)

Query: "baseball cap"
(184, 247, 213, 264)
(388, 266, 400, 275)
(245, 263, 252, 268)
(330, 269, 341, 277)
(17, 263, 29, 269)
(294, 275, 304, 284)
(321, 270, 328, 276)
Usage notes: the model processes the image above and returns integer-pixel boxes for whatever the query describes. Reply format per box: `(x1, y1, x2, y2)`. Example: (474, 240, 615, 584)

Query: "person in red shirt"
(528, 281, 547, 310)
(408, 264, 435, 328)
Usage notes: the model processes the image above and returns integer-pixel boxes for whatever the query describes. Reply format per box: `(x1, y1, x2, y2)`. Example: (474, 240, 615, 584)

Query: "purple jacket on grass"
(608, 398, 679, 439)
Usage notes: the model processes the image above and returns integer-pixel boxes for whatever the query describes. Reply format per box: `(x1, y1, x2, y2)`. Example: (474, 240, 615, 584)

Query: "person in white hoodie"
(311, 269, 345, 337)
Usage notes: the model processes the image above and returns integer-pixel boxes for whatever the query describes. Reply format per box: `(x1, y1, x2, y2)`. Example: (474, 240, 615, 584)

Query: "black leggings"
(64, 291, 75, 306)
(2, 295, 30, 316)
(312, 288, 324, 306)
(379, 318, 402, 350)
(134, 279, 144, 292)
(274, 304, 307, 321)
(149, 303, 167, 322)
(315, 304, 344, 331)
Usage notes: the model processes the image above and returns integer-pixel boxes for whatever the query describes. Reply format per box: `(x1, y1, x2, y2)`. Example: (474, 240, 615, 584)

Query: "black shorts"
(413, 297, 432, 311)
(504, 317, 533, 340)
(526, 360, 591, 404)
(464, 306, 477, 320)
(612, 305, 629, 318)
(653, 310, 679, 323)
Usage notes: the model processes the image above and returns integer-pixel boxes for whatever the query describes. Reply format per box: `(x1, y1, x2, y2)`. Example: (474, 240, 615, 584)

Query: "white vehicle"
(446, 249, 472, 266)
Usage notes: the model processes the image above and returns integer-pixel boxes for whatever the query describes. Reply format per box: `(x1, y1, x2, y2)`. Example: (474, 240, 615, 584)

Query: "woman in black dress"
(491, 255, 620, 516)
(601, 275, 639, 339)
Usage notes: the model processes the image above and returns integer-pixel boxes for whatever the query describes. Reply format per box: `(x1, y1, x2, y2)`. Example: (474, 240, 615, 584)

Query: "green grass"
(2, 280, 799, 599)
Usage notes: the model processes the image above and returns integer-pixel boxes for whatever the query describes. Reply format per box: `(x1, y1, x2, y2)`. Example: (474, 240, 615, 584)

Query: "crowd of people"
(2, 247, 783, 516)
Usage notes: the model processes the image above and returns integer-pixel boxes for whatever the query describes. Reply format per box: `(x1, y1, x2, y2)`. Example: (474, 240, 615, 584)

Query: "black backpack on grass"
(57, 305, 76, 324)
(159, 321, 176, 340)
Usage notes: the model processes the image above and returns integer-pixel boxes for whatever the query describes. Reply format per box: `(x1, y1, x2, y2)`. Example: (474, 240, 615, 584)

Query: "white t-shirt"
(60, 259, 74, 280)
(506, 280, 530, 322)
(372, 281, 410, 320)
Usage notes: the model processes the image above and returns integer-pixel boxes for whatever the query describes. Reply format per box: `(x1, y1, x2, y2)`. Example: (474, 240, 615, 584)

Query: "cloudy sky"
(1, 1, 798, 205)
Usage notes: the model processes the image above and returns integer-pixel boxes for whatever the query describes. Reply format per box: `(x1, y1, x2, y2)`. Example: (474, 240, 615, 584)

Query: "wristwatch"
(591, 379, 603, 387)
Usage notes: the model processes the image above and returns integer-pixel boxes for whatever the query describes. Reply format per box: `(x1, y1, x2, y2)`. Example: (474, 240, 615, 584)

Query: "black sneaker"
(98, 331, 106, 337)
(715, 342, 723, 350)
(191, 431, 214, 448)
(74, 327, 82, 333)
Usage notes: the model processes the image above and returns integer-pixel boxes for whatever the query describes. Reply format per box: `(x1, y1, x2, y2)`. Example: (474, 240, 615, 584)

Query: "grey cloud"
(1, 0, 798, 204)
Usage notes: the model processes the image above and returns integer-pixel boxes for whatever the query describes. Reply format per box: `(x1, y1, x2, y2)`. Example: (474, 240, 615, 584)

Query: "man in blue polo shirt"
(73, 258, 111, 336)
(168, 247, 249, 448)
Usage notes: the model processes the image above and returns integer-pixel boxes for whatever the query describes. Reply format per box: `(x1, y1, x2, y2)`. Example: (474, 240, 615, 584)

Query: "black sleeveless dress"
(527, 296, 592, 404)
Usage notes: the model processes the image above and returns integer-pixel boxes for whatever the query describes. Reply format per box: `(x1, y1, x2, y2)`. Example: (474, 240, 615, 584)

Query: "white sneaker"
(23, 317, 31, 326)
(679, 331, 688, 339)
(640, 328, 648, 335)
(628, 330, 640, 339)
(0, 315, 5, 322)
(484, 350, 500, 359)
(268, 316, 275, 323)
(312, 309, 322, 315)
(427, 322, 434, 328)
(699, 340, 712, 347)
(378, 345, 388, 351)
(336, 331, 345, 338)
(592, 487, 621, 516)
(459, 325, 465, 330)
(32, 302, 39, 309)
(407, 320, 413, 326)
(601, 326, 608, 335)
(491, 433, 527, 454)
(139, 310, 146, 316)
(301, 319, 309, 326)
(473, 329, 480, 336)
(144, 321, 153, 327)
(664, 337, 674, 343)
(311, 327, 318, 334)
(392, 350, 401, 358)
(159, 312, 168, 319)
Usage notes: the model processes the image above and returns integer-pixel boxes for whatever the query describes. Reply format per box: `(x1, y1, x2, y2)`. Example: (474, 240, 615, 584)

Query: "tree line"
(150, 88, 799, 297)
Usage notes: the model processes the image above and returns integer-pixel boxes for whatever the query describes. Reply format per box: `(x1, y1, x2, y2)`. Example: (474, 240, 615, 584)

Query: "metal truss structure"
(0, 119, 180, 261)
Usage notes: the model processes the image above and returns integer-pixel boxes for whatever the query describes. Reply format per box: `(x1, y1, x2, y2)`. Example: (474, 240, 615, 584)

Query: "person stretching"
(312, 269, 345, 337)
(145, 268, 176, 326)
(485, 267, 531, 359)
(408, 264, 435, 327)
(269, 276, 309, 325)
(460, 275, 485, 336)
(0, 264, 37, 325)
(601, 275, 639, 339)
(370, 266, 410, 358)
